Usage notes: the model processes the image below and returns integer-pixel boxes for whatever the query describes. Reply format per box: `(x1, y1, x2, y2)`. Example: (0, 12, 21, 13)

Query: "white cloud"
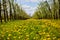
(24, 0, 42, 3)
(24, 0, 46, 2)
(18, 0, 47, 16)
(22, 5, 37, 16)
(30, 0, 39, 2)
(25, 0, 39, 2)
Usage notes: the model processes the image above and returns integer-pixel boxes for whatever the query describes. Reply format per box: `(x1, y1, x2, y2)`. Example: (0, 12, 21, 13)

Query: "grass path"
(0, 19, 60, 40)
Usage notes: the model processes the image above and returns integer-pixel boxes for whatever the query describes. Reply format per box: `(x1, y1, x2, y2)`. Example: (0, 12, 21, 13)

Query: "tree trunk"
(6, 8, 9, 21)
(12, 0, 16, 20)
(3, 0, 7, 22)
(58, 0, 60, 18)
(0, 0, 2, 23)
(5, 0, 9, 21)
(8, 0, 12, 20)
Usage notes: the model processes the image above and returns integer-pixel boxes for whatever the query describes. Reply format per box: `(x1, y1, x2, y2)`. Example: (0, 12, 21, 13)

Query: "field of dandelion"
(0, 19, 60, 40)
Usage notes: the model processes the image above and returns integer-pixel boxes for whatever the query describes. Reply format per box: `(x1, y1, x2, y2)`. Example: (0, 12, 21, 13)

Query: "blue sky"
(17, 0, 46, 16)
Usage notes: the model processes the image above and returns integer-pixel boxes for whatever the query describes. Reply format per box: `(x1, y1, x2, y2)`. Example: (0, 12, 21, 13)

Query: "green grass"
(0, 19, 60, 40)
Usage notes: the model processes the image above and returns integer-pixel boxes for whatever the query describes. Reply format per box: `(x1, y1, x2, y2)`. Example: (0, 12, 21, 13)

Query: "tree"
(12, 0, 16, 20)
(2, 0, 7, 22)
(5, 0, 9, 21)
(8, 0, 13, 20)
(33, 1, 51, 19)
(0, 0, 2, 23)
(58, 0, 60, 18)
(32, 0, 59, 19)
(52, 0, 59, 19)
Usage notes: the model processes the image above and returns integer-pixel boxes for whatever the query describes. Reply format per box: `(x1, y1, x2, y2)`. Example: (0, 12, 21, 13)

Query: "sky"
(17, 0, 47, 16)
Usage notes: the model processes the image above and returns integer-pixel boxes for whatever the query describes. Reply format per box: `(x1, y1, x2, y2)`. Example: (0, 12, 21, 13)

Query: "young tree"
(0, 0, 2, 23)
(5, 0, 8, 21)
(2, 0, 7, 22)
(58, 0, 60, 18)
(8, 0, 13, 20)
(12, 0, 16, 20)
(53, 0, 59, 19)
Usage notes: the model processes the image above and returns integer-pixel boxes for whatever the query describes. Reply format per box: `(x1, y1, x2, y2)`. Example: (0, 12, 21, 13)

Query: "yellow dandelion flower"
(8, 34, 11, 36)
(7, 37, 10, 40)
(18, 36, 20, 39)
(6, 31, 9, 32)
(43, 32, 45, 34)
(43, 39, 46, 40)
(26, 35, 29, 37)
(53, 37, 56, 40)
(18, 32, 20, 34)
(18, 29, 20, 31)
(36, 37, 38, 39)
(13, 36, 16, 38)
(42, 25, 46, 28)
(47, 34, 50, 37)
(31, 28, 35, 30)
(33, 37, 35, 39)
(2, 35, 4, 37)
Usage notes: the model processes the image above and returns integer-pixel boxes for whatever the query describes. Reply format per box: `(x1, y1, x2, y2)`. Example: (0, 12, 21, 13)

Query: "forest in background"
(0, 0, 30, 23)
(32, 0, 60, 19)
(0, 0, 60, 23)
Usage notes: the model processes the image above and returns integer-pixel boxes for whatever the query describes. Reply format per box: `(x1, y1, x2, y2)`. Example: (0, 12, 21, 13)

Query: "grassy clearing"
(0, 19, 60, 40)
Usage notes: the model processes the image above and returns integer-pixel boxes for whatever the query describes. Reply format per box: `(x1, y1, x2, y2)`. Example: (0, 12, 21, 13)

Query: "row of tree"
(32, 0, 60, 19)
(0, 0, 30, 23)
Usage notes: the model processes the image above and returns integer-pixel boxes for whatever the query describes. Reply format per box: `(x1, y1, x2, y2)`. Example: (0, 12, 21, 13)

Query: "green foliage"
(15, 4, 30, 19)
(32, 0, 59, 19)
(0, 0, 30, 23)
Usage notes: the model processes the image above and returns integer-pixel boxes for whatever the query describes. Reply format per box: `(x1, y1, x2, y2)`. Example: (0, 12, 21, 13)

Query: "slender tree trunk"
(53, 0, 59, 19)
(0, 0, 2, 23)
(8, 0, 12, 20)
(6, 8, 9, 21)
(13, 4, 16, 20)
(5, 0, 9, 21)
(3, 0, 7, 22)
(58, 0, 60, 18)
(53, 0, 56, 19)
(56, 0, 59, 19)
(46, 0, 52, 19)
(12, 0, 16, 20)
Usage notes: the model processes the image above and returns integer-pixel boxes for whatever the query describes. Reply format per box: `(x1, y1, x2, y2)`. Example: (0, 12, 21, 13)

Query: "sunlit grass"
(0, 19, 60, 40)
